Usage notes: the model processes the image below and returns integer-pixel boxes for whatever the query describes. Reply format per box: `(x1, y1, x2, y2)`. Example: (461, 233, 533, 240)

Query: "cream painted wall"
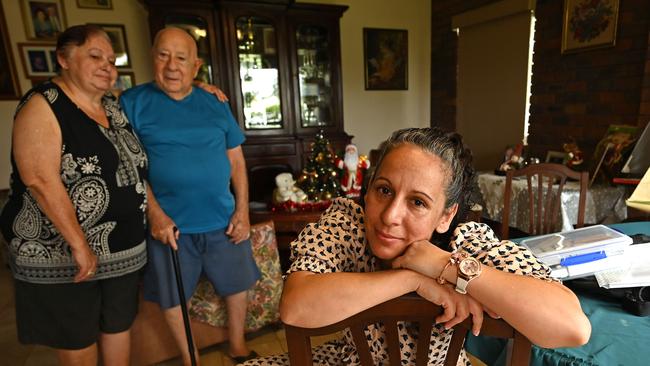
(304, 0, 431, 156)
(0, 0, 152, 189)
(0, 0, 431, 189)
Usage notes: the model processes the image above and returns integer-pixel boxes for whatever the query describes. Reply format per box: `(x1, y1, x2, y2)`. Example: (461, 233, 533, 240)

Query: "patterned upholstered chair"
(130, 220, 283, 365)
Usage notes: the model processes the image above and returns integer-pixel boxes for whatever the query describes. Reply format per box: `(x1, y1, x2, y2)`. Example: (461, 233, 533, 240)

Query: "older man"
(120, 27, 260, 364)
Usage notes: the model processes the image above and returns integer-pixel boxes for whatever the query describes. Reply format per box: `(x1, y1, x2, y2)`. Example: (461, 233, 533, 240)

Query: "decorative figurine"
(336, 144, 371, 199)
(562, 138, 584, 169)
(498, 143, 524, 172)
(273, 172, 308, 204)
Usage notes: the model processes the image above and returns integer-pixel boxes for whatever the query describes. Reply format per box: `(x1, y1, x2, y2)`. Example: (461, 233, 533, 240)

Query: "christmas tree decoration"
(298, 130, 342, 203)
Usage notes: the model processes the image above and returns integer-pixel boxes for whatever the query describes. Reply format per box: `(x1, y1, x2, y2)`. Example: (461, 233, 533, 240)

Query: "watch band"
(455, 275, 472, 294)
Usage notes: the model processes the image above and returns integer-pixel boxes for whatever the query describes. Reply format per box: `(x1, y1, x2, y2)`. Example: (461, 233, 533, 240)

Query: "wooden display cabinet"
(144, 0, 351, 203)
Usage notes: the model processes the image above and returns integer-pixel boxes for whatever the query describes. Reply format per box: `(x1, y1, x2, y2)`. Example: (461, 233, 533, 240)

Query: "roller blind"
(453, 0, 535, 170)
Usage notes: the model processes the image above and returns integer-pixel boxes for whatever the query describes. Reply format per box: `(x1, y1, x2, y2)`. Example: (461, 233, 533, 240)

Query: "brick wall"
(431, 0, 650, 160)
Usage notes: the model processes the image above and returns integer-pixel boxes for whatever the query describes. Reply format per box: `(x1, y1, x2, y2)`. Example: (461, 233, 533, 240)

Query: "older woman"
(244, 127, 591, 365)
(0, 25, 147, 365)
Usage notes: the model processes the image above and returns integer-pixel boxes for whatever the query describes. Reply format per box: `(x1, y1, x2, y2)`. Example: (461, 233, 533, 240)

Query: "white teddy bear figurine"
(273, 172, 308, 204)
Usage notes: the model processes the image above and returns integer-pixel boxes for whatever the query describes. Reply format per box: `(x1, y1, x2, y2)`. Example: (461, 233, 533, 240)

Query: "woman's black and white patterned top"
(0, 81, 148, 284)
(243, 197, 554, 366)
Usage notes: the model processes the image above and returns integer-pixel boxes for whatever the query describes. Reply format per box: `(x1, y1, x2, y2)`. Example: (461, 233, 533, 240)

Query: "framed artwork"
(0, 5, 21, 99)
(76, 0, 113, 10)
(562, 0, 619, 54)
(545, 151, 568, 165)
(17, 43, 58, 78)
(363, 28, 408, 90)
(20, 0, 67, 40)
(113, 71, 135, 91)
(589, 124, 638, 186)
(89, 23, 130, 68)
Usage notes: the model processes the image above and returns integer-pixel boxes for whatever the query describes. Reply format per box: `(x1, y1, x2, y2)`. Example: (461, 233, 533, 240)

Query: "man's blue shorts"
(143, 228, 261, 309)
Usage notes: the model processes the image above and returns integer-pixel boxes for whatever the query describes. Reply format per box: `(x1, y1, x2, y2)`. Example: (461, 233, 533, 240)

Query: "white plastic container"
(520, 225, 633, 267)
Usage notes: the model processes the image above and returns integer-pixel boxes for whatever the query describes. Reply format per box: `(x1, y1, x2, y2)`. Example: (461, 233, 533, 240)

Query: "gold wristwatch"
(453, 252, 482, 294)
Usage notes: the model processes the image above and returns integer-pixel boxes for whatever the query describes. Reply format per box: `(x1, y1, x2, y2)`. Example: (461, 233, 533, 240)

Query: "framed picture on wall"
(18, 43, 58, 78)
(77, 0, 113, 10)
(89, 23, 130, 68)
(20, 0, 67, 41)
(0, 5, 21, 99)
(363, 28, 408, 90)
(561, 0, 619, 54)
(114, 71, 135, 91)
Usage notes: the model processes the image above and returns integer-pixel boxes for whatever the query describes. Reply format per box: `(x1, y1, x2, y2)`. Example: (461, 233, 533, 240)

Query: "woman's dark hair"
(369, 127, 477, 247)
(55, 25, 109, 71)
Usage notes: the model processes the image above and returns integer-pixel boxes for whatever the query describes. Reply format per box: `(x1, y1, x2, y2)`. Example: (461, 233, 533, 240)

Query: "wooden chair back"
(284, 294, 532, 366)
(502, 163, 588, 239)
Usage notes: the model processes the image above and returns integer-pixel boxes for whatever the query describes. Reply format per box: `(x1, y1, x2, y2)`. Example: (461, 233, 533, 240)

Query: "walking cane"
(170, 227, 197, 366)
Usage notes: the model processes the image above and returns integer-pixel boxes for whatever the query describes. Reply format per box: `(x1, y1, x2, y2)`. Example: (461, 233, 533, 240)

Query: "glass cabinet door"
(236, 17, 283, 130)
(296, 25, 333, 128)
(163, 14, 213, 84)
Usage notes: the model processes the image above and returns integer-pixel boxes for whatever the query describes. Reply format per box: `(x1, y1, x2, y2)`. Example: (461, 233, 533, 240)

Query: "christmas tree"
(298, 130, 341, 202)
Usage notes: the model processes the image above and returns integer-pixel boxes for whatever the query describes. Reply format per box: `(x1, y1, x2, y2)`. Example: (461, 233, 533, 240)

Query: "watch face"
(460, 257, 481, 276)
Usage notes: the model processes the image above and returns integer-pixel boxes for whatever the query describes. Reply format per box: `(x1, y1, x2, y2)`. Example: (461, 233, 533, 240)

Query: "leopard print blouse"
(242, 198, 553, 366)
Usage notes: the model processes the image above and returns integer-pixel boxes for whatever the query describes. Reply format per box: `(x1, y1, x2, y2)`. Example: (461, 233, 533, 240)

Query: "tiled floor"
(0, 262, 302, 366)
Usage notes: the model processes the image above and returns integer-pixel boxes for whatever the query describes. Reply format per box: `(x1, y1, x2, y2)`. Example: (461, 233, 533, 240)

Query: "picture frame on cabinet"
(18, 42, 58, 78)
(545, 151, 568, 165)
(77, 0, 113, 10)
(20, 0, 67, 41)
(0, 5, 21, 99)
(363, 28, 408, 90)
(263, 28, 276, 55)
(88, 23, 130, 68)
(561, 0, 619, 54)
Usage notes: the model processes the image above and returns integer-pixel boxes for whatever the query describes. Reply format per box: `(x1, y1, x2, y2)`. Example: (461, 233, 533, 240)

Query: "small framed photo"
(89, 23, 130, 68)
(18, 42, 58, 78)
(545, 151, 568, 165)
(0, 5, 21, 99)
(76, 0, 113, 10)
(114, 71, 135, 91)
(20, 0, 67, 40)
(562, 0, 619, 54)
(363, 28, 408, 90)
(263, 28, 276, 55)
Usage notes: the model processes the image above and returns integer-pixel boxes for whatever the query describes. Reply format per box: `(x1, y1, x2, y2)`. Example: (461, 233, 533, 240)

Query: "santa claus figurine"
(336, 144, 370, 199)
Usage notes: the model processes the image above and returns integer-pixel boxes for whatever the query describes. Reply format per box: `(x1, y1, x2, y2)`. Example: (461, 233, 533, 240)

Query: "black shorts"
(14, 270, 141, 350)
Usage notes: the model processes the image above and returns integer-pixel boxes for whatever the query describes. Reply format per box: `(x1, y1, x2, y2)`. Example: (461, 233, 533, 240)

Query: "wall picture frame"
(77, 0, 113, 10)
(0, 5, 21, 99)
(89, 23, 130, 68)
(114, 71, 135, 91)
(561, 0, 619, 54)
(363, 28, 408, 90)
(20, 0, 67, 41)
(18, 42, 58, 78)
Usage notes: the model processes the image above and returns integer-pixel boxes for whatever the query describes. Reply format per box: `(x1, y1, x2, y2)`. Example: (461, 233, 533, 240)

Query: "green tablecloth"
(466, 222, 650, 366)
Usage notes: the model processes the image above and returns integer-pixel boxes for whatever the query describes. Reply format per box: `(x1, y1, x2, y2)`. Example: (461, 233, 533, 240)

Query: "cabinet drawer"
(243, 143, 296, 157)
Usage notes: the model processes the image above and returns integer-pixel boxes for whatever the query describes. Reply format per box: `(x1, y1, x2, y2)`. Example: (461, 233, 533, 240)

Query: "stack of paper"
(595, 243, 650, 288)
(626, 168, 650, 213)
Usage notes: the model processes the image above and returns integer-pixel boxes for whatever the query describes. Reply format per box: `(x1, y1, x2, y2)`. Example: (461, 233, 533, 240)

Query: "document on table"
(626, 168, 650, 212)
(595, 243, 650, 288)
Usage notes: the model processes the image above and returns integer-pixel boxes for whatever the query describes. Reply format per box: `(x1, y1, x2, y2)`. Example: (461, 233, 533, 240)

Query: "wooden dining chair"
(284, 294, 532, 366)
(502, 163, 588, 239)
